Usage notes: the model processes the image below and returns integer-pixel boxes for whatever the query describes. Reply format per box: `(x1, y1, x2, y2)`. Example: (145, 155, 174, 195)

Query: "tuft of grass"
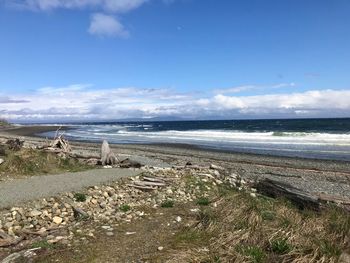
(261, 210, 275, 221)
(271, 238, 292, 254)
(119, 204, 131, 212)
(319, 240, 341, 258)
(31, 240, 55, 249)
(237, 245, 266, 263)
(74, 193, 86, 202)
(196, 197, 210, 206)
(161, 199, 174, 208)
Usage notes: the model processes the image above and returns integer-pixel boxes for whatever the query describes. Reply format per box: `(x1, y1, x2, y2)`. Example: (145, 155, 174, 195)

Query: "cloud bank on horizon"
(1, 84, 350, 122)
(4, 0, 153, 37)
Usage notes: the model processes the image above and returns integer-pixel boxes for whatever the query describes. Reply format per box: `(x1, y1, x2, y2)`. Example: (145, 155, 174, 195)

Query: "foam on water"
(38, 119, 350, 161)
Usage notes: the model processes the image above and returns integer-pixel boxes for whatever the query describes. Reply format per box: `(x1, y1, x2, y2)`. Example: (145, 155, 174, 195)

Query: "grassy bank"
(167, 185, 350, 262)
(0, 147, 90, 179)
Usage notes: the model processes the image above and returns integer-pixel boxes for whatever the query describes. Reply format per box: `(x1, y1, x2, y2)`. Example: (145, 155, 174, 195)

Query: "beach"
(1, 125, 350, 262)
(1, 125, 349, 199)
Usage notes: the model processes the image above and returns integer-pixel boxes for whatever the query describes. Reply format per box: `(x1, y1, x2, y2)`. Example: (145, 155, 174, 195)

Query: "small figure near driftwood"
(101, 140, 119, 166)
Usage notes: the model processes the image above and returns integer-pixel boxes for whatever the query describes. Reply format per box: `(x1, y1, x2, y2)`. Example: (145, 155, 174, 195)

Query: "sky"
(0, 0, 350, 122)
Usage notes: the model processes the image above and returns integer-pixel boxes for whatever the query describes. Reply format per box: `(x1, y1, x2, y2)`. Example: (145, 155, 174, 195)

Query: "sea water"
(38, 118, 350, 161)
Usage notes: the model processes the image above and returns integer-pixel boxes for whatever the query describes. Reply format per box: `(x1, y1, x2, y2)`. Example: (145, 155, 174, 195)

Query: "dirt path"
(0, 168, 140, 209)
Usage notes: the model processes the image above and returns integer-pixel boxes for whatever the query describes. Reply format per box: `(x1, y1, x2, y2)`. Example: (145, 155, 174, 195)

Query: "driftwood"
(256, 179, 320, 211)
(101, 140, 119, 166)
(119, 158, 142, 168)
(317, 193, 350, 205)
(126, 184, 155, 191)
(73, 206, 89, 219)
(134, 181, 166, 187)
(0, 230, 11, 240)
(143, 176, 167, 183)
(128, 175, 167, 191)
(0, 236, 23, 247)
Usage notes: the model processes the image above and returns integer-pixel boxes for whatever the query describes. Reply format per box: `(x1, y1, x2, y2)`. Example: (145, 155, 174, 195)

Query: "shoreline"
(2, 125, 350, 166)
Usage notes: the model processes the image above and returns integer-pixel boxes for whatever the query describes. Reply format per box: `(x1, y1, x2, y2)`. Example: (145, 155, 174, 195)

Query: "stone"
(0, 158, 4, 165)
(52, 216, 63, 225)
(339, 252, 350, 263)
(157, 246, 164, 251)
(250, 193, 257, 198)
(175, 216, 182, 223)
(29, 209, 42, 217)
(106, 232, 114, 236)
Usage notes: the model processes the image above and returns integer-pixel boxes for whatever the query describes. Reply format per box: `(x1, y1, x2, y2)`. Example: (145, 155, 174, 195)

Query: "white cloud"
(214, 83, 296, 94)
(5, 0, 150, 37)
(9, 0, 148, 12)
(88, 13, 128, 37)
(0, 85, 350, 121)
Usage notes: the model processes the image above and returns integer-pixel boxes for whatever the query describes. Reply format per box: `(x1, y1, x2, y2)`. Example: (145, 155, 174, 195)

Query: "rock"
(158, 246, 164, 251)
(125, 232, 136, 235)
(175, 216, 182, 223)
(29, 209, 42, 217)
(210, 164, 224, 171)
(106, 232, 114, 236)
(339, 252, 350, 263)
(52, 216, 63, 225)
(0, 158, 4, 165)
(250, 193, 257, 198)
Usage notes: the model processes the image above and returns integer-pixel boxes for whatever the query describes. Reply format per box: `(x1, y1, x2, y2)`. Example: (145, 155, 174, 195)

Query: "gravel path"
(0, 168, 140, 209)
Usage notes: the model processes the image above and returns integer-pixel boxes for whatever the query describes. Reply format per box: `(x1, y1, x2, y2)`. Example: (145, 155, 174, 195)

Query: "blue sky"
(0, 0, 350, 121)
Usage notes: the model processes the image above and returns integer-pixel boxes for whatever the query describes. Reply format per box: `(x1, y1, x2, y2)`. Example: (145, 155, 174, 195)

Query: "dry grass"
(0, 148, 89, 178)
(167, 185, 350, 263)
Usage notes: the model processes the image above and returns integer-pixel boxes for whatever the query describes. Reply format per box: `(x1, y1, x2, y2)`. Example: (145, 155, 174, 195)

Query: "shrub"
(196, 197, 210, 206)
(120, 204, 131, 212)
(74, 193, 86, 202)
(161, 199, 174, 208)
(271, 238, 292, 254)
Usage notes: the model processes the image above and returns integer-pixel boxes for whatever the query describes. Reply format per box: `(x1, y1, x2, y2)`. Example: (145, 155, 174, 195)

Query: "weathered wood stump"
(100, 140, 119, 166)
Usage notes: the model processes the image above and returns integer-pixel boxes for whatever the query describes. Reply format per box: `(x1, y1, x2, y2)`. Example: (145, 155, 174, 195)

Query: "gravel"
(0, 168, 140, 209)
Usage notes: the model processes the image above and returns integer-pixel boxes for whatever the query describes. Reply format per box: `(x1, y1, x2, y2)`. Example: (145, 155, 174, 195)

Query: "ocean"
(39, 118, 350, 161)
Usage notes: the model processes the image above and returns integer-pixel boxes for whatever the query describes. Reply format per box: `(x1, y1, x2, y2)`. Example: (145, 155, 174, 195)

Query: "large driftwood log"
(119, 158, 142, 168)
(101, 140, 119, 166)
(256, 179, 320, 211)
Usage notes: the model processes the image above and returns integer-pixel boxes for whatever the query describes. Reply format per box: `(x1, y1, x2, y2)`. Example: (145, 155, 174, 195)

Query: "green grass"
(271, 239, 292, 254)
(196, 197, 210, 206)
(261, 210, 276, 221)
(319, 240, 341, 258)
(119, 204, 131, 212)
(31, 240, 55, 249)
(74, 193, 87, 202)
(237, 245, 266, 263)
(161, 199, 174, 208)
